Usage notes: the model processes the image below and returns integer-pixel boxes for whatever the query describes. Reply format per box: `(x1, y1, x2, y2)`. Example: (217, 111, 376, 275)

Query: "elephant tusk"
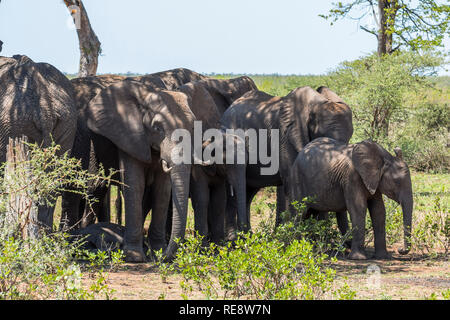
(230, 185, 234, 197)
(161, 160, 173, 173)
(193, 156, 212, 166)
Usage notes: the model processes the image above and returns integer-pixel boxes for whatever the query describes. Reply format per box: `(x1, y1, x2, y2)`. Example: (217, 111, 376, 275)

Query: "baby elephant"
(288, 137, 413, 260)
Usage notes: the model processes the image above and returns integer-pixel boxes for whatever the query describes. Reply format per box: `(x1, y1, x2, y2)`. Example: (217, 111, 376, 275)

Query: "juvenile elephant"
(0, 55, 77, 229)
(86, 78, 200, 262)
(175, 76, 257, 242)
(288, 137, 413, 260)
(220, 86, 353, 236)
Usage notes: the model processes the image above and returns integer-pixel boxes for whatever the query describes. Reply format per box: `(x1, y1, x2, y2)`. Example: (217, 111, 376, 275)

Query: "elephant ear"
(316, 86, 346, 104)
(280, 86, 326, 152)
(352, 140, 384, 195)
(200, 77, 257, 113)
(179, 82, 221, 130)
(86, 79, 153, 163)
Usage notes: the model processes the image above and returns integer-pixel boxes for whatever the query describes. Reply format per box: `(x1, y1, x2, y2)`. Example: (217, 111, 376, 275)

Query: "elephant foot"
(374, 250, 391, 260)
(344, 240, 352, 249)
(124, 246, 146, 263)
(148, 238, 167, 253)
(163, 240, 179, 262)
(348, 250, 367, 260)
(225, 229, 237, 242)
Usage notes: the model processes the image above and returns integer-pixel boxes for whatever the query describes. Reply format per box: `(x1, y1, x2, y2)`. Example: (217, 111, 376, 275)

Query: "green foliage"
(0, 140, 122, 299)
(411, 191, 449, 255)
(321, 0, 450, 53)
(329, 51, 444, 140)
(272, 200, 350, 258)
(171, 230, 355, 300)
(167, 200, 356, 300)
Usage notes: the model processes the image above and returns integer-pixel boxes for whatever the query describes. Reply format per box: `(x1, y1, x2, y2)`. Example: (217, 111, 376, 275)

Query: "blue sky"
(0, 0, 448, 75)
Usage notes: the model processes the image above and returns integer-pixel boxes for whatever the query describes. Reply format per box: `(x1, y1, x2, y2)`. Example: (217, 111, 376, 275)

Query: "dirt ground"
(80, 182, 449, 300)
(86, 247, 448, 300)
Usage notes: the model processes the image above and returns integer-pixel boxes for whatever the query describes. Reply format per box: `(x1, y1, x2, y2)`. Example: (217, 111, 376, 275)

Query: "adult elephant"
(173, 76, 257, 242)
(135, 68, 207, 90)
(60, 74, 164, 230)
(0, 54, 77, 229)
(86, 78, 200, 262)
(60, 69, 207, 230)
(220, 86, 353, 236)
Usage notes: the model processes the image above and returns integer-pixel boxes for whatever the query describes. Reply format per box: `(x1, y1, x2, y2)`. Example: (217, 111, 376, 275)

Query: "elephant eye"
(152, 123, 164, 134)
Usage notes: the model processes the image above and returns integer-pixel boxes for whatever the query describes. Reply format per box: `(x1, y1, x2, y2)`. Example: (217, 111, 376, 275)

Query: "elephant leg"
(208, 182, 226, 243)
(225, 185, 238, 241)
(368, 194, 389, 259)
(191, 179, 210, 246)
(335, 211, 352, 248)
(60, 190, 83, 231)
(114, 187, 123, 225)
(165, 198, 173, 243)
(142, 186, 153, 223)
(147, 172, 171, 253)
(81, 184, 108, 228)
(97, 188, 111, 223)
(346, 197, 368, 260)
(276, 186, 290, 226)
(245, 186, 259, 231)
(119, 151, 146, 262)
(316, 211, 329, 220)
(37, 205, 55, 232)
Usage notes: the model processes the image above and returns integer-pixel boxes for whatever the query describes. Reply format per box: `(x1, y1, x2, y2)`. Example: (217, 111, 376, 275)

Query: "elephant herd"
(0, 54, 413, 263)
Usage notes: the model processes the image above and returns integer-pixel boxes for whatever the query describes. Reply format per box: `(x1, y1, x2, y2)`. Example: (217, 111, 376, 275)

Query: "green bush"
(0, 140, 122, 300)
(170, 231, 355, 300)
(167, 200, 355, 300)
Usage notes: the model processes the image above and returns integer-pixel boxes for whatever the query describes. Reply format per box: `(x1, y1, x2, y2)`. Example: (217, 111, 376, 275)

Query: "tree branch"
(360, 25, 379, 39)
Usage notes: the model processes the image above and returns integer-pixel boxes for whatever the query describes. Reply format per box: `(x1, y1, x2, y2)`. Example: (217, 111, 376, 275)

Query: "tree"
(320, 0, 450, 56)
(64, 0, 101, 76)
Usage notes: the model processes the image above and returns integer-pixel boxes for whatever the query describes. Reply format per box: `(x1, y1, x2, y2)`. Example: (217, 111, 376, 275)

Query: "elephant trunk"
(235, 165, 249, 232)
(228, 164, 248, 232)
(398, 190, 413, 255)
(165, 164, 191, 260)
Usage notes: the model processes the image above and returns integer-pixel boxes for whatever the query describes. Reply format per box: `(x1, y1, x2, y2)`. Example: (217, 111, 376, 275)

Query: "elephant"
(0, 40, 3, 53)
(59, 74, 128, 230)
(85, 78, 201, 262)
(288, 137, 413, 260)
(69, 222, 150, 254)
(172, 76, 257, 243)
(60, 68, 207, 231)
(0, 54, 77, 229)
(135, 68, 208, 90)
(220, 86, 353, 236)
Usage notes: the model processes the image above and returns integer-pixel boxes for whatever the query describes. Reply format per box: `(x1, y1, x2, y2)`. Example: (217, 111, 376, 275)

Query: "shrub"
(169, 200, 356, 300)
(171, 231, 355, 300)
(0, 140, 122, 299)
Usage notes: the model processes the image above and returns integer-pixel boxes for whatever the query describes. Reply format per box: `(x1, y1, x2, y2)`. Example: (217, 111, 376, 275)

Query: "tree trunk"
(377, 0, 388, 56)
(64, 0, 101, 77)
(3, 137, 40, 240)
(377, 0, 399, 56)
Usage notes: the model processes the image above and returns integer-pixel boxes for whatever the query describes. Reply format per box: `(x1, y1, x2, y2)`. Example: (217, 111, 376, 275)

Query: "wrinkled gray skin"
(60, 69, 207, 231)
(86, 79, 198, 262)
(70, 222, 125, 251)
(0, 55, 77, 229)
(60, 75, 128, 230)
(220, 86, 353, 238)
(289, 137, 413, 259)
(175, 77, 257, 242)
